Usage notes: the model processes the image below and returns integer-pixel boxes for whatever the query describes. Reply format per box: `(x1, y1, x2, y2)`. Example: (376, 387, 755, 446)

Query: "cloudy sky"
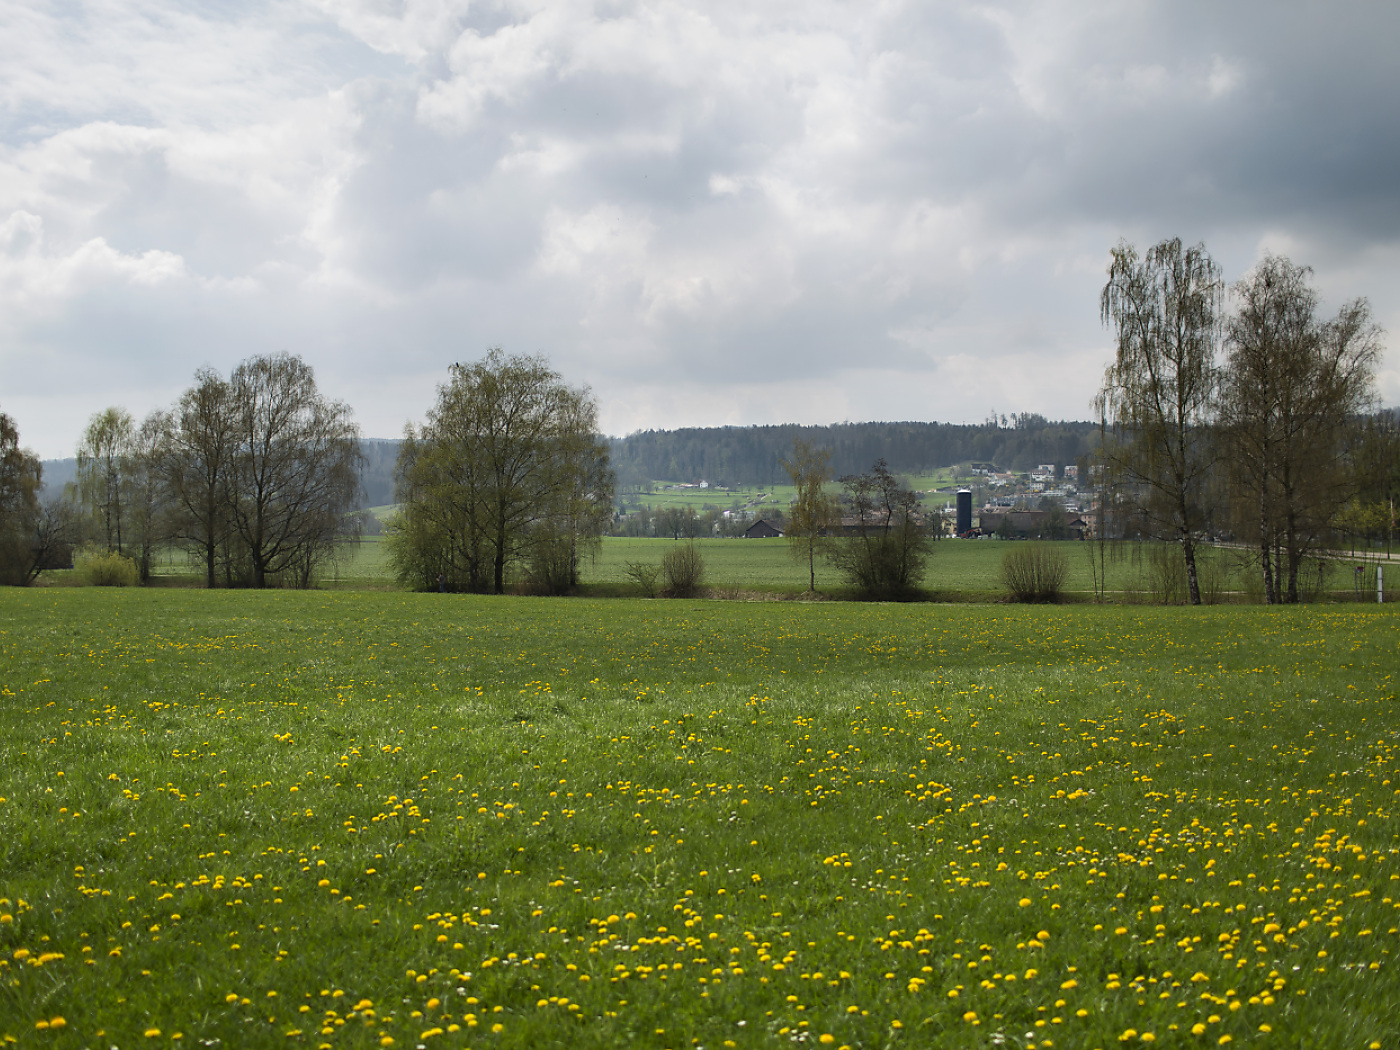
(3, 0, 1399, 459)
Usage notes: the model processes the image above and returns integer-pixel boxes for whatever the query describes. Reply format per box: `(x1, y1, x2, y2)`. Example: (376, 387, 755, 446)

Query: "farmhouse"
(744, 519, 784, 539)
(978, 510, 1086, 540)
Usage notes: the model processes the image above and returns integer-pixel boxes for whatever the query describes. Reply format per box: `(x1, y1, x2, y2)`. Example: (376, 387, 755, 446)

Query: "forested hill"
(39, 420, 1100, 510)
(608, 418, 1100, 488)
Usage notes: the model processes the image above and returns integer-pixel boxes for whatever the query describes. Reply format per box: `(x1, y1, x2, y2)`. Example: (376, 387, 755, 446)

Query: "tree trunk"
(1259, 490, 1276, 604)
(494, 513, 508, 594)
(1284, 498, 1300, 603)
(1182, 537, 1201, 605)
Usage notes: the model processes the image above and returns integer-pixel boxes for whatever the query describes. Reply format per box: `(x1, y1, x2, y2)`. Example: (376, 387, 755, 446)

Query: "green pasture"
(1, 591, 1397, 1048)
(617, 474, 966, 514)
(578, 538, 1264, 600)
(618, 485, 790, 514)
(143, 536, 1387, 603)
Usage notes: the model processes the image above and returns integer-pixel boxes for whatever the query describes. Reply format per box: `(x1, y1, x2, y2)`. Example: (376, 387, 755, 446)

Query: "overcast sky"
(3, 0, 1399, 459)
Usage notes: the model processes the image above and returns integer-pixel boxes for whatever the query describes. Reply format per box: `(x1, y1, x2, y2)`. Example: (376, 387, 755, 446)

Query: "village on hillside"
(613, 460, 1095, 542)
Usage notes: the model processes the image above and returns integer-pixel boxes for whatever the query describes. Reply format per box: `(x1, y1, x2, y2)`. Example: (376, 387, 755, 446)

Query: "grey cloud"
(3, 0, 1399, 459)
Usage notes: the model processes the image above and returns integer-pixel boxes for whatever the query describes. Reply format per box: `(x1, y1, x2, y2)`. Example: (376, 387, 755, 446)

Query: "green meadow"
(575, 538, 1266, 601)
(150, 537, 1311, 601)
(2, 591, 1397, 1048)
(617, 473, 963, 514)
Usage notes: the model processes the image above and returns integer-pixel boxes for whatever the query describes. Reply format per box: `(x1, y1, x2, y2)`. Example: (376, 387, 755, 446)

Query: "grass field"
(2, 591, 1397, 1048)
(617, 474, 967, 515)
(577, 538, 1271, 601)
(144, 535, 1389, 603)
(141, 535, 1394, 605)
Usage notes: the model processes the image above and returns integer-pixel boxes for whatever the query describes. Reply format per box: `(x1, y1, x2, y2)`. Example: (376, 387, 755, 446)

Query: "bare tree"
(1223, 256, 1382, 601)
(162, 368, 239, 588)
(1099, 238, 1222, 605)
(781, 437, 835, 592)
(26, 497, 82, 583)
(227, 353, 362, 588)
(824, 459, 929, 596)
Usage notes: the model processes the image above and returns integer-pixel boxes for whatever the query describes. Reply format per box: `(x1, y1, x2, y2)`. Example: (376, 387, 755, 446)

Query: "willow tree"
(1099, 238, 1222, 605)
(392, 350, 613, 594)
(0, 410, 43, 584)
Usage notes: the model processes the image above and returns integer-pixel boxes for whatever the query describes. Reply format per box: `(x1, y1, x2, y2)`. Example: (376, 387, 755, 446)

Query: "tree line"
(3, 257, 1394, 598)
(1, 353, 361, 587)
(1097, 239, 1394, 604)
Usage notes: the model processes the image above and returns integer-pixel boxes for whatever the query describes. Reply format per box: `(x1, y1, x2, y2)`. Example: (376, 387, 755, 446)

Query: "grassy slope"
(1, 591, 1397, 1048)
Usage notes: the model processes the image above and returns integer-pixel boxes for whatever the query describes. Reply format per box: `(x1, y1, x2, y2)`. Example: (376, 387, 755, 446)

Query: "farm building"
(978, 510, 1086, 540)
(744, 519, 784, 539)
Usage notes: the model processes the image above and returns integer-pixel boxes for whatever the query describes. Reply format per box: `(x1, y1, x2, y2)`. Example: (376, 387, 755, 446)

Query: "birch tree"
(781, 438, 835, 592)
(1099, 238, 1222, 605)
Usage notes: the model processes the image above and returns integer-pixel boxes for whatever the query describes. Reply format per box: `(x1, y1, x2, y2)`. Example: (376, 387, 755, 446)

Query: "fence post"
(1379, 565, 1385, 604)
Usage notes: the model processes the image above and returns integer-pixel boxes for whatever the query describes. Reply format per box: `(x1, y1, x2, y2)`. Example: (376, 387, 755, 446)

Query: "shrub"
(77, 548, 139, 587)
(661, 544, 705, 598)
(1000, 543, 1068, 602)
(1145, 543, 1188, 604)
(822, 461, 930, 598)
(624, 561, 662, 598)
(1195, 550, 1226, 605)
(523, 534, 581, 596)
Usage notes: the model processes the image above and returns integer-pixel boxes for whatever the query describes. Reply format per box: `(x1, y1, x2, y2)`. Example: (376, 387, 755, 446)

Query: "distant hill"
(608, 419, 1099, 489)
(39, 442, 402, 511)
(40, 420, 1101, 509)
(37, 458, 77, 498)
(360, 439, 399, 508)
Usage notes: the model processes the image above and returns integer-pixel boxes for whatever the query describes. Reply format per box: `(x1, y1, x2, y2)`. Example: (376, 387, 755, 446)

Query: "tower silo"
(956, 489, 972, 536)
